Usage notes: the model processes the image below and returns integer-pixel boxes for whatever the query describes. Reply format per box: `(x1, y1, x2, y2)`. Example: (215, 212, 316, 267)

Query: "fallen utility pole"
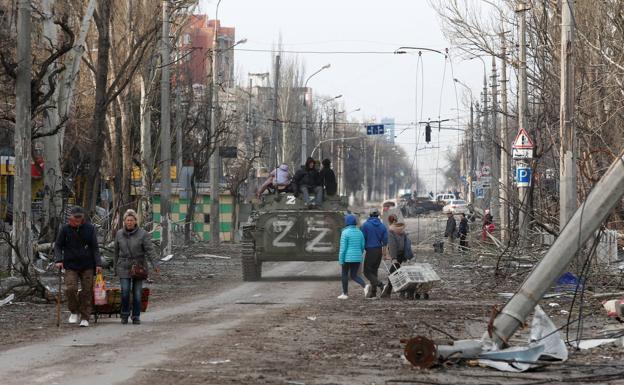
(491, 150, 624, 348)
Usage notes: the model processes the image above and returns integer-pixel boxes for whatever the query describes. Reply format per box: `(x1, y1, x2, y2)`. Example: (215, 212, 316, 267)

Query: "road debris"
(160, 254, 174, 262)
(0, 293, 15, 307)
(306, 316, 317, 321)
(196, 254, 231, 260)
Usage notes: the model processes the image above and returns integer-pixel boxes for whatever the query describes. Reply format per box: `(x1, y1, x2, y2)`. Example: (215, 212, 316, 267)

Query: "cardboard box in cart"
(388, 263, 441, 293)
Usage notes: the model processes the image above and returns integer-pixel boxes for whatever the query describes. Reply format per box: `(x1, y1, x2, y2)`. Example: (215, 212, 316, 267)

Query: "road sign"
(366, 124, 385, 135)
(512, 147, 534, 159)
(481, 176, 492, 188)
(475, 186, 484, 199)
(516, 166, 532, 187)
(481, 165, 491, 176)
(512, 127, 534, 149)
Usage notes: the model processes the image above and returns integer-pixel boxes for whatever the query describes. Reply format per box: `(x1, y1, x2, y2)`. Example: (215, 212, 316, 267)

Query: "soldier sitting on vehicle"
(256, 163, 292, 199)
(292, 157, 323, 208)
(319, 158, 337, 197)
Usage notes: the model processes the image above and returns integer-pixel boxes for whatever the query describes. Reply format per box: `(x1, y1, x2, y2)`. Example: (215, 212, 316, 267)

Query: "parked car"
(434, 193, 457, 204)
(442, 199, 469, 214)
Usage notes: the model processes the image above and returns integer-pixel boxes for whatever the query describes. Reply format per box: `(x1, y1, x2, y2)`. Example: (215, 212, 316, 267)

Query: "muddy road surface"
(1, 215, 624, 384)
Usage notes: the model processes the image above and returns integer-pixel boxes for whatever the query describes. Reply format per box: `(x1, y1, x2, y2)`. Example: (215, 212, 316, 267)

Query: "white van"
(434, 193, 456, 204)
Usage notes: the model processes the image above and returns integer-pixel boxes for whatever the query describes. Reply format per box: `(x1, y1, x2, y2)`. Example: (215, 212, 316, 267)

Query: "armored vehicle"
(240, 193, 349, 281)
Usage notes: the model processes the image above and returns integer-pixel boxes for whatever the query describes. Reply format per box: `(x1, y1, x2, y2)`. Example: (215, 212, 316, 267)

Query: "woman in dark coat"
(114, 209, 159, 324)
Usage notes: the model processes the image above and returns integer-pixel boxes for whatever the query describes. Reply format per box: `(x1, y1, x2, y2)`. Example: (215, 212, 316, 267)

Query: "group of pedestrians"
(256, 157, 337, 209)
(337, 208, 416, 300)
(54, 207, 158, 327)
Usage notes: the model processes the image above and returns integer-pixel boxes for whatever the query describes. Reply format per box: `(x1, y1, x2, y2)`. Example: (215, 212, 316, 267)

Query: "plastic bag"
(94, 272, 107, 306)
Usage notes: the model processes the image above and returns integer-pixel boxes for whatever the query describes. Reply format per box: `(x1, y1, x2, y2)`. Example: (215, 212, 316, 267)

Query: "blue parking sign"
(516, 166, 532, 187)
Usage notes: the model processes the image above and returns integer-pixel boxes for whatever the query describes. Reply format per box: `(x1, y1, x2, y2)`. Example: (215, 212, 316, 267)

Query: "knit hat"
(344, 214, 357, 227)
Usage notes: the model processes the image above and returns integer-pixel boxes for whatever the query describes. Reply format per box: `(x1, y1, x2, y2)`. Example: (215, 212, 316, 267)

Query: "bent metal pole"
(491, 151, 624, 348)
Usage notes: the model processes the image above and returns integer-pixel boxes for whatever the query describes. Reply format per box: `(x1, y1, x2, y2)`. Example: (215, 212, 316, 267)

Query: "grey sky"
(199, 0, 489, 193)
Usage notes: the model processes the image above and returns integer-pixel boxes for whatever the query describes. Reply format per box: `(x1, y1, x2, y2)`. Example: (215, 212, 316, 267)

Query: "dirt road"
(2, 215, 624, 384)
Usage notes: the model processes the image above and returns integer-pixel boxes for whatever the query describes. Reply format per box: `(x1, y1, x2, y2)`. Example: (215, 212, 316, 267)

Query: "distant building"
(179, 15, 236, 87)
(381, 117, 395, 144)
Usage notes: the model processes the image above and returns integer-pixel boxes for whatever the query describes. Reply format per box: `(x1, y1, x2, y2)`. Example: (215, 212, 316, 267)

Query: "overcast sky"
(199, 0, 490, 193)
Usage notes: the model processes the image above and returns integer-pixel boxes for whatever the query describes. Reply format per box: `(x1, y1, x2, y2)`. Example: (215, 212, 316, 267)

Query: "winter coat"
(444, 216, 457, 238)
(274, 164, 291, 186)
(459, 217, 469, 236)
(339, 225, 365, 264)
(114, 226, 157, 279)
(293, 157, 321, 189)
(361, 217, 388, 249)
(320, 167, 337, 196)
(388, 223, 414, 262)
(54, 222, 101, 271)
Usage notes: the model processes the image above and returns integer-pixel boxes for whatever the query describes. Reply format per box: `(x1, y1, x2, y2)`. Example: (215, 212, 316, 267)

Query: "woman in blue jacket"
(338, 214, 366, 299)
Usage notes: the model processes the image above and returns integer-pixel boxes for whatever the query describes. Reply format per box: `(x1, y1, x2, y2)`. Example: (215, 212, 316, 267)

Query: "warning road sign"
(512, 128, 534, 149)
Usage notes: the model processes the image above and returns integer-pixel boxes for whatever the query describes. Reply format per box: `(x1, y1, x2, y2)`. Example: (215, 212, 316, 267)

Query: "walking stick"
(56, 268, 62, 328)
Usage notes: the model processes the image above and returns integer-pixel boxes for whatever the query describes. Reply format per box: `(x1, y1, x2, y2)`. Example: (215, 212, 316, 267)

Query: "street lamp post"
(337, 108, 360, 196)
(454, 78, 476, 204)
(302, 64, 330, 165)
(318, 94, 342, 161)
(209, 0, 246, 246)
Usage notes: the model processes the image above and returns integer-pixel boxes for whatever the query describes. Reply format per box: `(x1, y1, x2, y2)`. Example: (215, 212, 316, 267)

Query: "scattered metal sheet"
(570, 338, 621, 350)
(0, 293, 15, 307)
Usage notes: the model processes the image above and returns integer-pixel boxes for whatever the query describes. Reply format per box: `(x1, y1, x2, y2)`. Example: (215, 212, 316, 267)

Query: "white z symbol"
(305, 227, 333, 252)
(272, 220, 296, 247)
(285, 195, 296, 205)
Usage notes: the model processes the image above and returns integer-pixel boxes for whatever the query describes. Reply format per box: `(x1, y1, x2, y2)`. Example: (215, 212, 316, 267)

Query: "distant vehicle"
(434, 193, 456, 204)
(442, 199, 469, 214)
(400, 196, 442, 217)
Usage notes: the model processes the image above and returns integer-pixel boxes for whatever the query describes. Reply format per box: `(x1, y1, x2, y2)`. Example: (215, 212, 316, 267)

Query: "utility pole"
(12, 0, 32, 271)
(490, 57, 500, 223)
(175, 87, 183, 176)
(517, 1, 529, 245)
(210, 14, 221, 246)
(481, 73, 488, 177)
(362, 137, 368, 202)
(339, 118, 345, 196)
(500, 38, 510, 243)
(559, 0, 576, 229)
(469, 102, 475, 204)
(270, 55, 280, 167)
(160, 0, 172, 256)
(41, 0, 62, 241)
(331, 108, 336, 167)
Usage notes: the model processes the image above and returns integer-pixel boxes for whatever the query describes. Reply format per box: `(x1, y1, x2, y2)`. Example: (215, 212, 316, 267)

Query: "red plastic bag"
(94, 273, 107, 306)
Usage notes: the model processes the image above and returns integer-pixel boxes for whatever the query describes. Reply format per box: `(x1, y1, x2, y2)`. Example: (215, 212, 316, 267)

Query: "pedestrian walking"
(444, 212, 457, 254)
(114, 209, 159, 325)
(482, 209, 495, 241)
(381, 214, 415, 299)
(361, 208, 388, 298)
(458, 213, 469, 252)
(54, 207, 102, 327)
(337, 214, 366, 299)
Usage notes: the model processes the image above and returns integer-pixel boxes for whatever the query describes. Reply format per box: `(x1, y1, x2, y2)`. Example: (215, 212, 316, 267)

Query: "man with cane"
(54, 207, 102, 327)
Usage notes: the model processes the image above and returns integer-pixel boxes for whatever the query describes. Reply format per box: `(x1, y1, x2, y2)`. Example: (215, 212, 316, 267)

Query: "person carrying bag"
(113, 209, 159, 325)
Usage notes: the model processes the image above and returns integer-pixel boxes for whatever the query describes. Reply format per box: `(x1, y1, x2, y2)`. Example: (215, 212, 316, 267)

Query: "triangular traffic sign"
(512, 128, 534, 149)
